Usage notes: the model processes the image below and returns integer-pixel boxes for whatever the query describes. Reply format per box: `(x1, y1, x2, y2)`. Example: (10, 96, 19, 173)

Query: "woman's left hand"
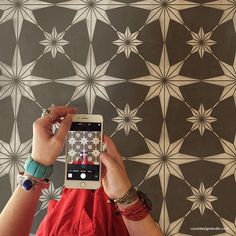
(100, 135, 132, 199)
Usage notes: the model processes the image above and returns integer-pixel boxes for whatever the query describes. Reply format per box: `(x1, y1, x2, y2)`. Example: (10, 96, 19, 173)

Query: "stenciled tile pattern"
(0, 0, 236, 235)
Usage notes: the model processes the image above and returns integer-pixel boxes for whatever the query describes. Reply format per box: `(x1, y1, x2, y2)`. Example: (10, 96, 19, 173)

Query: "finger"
(49, 106, 76, 120)
(103, 135, 125, 169)
(100, 152, 117, 170)
(54, 113, 73, 142)
(103, 135, 120, 158)
(101, 162, 107, 180)
(36, 106, 76, 128)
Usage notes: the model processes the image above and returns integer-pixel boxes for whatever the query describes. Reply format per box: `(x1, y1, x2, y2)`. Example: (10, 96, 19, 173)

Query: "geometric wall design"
(0, 0, 235, 235)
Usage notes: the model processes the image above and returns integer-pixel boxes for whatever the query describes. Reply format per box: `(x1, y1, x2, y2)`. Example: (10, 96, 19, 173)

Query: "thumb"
(55, 113, 72, 142)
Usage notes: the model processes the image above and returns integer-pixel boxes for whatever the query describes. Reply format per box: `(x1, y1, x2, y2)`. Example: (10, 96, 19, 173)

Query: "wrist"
(31, 153, 53, 167)
(108, 188, 153, 221)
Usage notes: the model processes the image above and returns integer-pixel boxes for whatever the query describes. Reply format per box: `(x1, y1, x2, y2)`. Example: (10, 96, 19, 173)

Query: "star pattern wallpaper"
(0, 0, 236, 235)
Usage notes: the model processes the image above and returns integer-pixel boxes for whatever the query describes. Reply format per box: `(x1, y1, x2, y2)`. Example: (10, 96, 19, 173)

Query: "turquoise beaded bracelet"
(24, 156, 53, 179)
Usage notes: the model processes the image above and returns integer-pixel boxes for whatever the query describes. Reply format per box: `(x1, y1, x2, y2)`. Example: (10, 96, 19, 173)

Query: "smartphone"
(64, 114, 103, 189)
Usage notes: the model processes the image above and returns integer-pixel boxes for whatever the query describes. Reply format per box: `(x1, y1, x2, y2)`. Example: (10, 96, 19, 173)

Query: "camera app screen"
(66, 122, 101, 181)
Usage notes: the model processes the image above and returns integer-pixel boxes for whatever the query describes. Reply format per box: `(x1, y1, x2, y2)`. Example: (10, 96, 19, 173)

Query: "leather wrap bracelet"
(108, 186, 152, 221)
(120, 194, 150, 220)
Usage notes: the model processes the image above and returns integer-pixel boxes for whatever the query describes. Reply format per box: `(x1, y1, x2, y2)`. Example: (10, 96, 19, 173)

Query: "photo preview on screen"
(66, 122, 102, 181)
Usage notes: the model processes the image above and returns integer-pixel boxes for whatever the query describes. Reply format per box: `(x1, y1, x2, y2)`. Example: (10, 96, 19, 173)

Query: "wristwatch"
(17, 172, 50, 192)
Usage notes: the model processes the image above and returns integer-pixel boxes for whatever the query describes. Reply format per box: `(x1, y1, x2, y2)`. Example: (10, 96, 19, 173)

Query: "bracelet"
(17, 172, 50, 192)
(107, 186, 138, 204)
(24, 156, 53, 179)
(119, 196, 150, 221)
(107, 187, 153, 221)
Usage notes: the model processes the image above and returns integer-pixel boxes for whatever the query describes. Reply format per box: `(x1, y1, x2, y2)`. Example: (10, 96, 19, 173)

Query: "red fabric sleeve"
(36, 187, 130, 236)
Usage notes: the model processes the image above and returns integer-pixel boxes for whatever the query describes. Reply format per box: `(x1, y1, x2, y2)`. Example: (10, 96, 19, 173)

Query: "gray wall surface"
(0, 0, 236, 235)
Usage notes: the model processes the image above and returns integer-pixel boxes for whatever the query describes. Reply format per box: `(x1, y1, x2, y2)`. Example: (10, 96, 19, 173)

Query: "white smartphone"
(64, 114, 103, 189)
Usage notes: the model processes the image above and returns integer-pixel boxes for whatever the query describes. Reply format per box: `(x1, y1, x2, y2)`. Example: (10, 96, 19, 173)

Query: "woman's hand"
(31, 106, 76, 166)
(100, 135, 132, 199)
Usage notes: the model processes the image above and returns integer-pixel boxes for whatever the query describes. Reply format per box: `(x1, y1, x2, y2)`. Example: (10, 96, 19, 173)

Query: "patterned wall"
(0, 0, 236, 235)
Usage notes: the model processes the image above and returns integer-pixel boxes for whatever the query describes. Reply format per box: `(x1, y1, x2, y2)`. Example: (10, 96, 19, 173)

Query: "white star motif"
(113, 27, 143, 59)
(92, 137, 100, 146)
(68, 136, 76, 146)
(36, 182, 62, 215)
(204, 0, 236, 32)
(129, 122, 199, 195)
(187, 104, 217, 136)
(130, 46, 198, 117)
(218, 217, 236, 235)
(205, 53, 236, 106)
(58, 0, 125, 40)
(91, 148, 100, 158)
(112, 104, 142, 136)
(80, 137, 88, 146)
(187, 182, 217, 215)
(57, 46, 125, 113)
(40, 27, 69, 58)
(204, 134, 236, 184)
(0, 122, 31, 191)
(158, 200, 187, 235)
(68, 148, 77, 159)
(0, 0, 52, 39)
(187, 27, 216, 58)
(131, 0, 198, 39)
(0, 45, 51, 116)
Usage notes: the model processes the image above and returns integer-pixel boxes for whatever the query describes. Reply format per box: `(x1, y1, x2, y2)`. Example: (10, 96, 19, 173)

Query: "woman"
(0, 106, 163, 236)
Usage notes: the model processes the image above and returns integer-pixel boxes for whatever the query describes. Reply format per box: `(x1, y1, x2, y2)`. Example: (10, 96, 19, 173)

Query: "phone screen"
(66, 122, 102, 181)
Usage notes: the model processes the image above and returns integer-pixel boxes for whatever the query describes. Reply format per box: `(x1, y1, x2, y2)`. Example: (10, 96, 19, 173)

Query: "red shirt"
(36, 187, 130, 236)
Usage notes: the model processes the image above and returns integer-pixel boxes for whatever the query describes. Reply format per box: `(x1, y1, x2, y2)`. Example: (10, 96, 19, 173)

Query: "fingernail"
(102, 143, 107, 152)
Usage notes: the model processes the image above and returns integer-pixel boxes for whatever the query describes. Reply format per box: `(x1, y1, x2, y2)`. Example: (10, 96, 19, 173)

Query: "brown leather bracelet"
(110, 190, 153, 220)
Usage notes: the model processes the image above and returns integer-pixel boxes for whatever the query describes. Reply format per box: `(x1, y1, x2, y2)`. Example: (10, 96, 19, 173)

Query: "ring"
(41, 108, 54, 122)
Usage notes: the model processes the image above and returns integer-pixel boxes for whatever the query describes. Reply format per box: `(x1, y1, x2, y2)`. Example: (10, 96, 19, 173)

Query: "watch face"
(23, 179, 33, 191)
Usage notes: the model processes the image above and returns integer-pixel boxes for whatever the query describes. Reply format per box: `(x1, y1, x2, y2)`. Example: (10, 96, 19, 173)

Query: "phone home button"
(80, 182, 86, 188)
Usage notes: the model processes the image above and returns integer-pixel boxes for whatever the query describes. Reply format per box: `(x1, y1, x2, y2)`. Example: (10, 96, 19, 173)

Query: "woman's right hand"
(31, 106, 75, 166)
(100, 135, 132, 199)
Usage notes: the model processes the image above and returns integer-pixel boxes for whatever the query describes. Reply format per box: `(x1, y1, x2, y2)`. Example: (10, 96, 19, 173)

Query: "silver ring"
(41, 109, 54, 121)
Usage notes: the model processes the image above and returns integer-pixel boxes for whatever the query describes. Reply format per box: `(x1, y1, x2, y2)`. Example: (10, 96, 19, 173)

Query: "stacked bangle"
(108, 186, 152, 221)
(119, 195, 150, 221)
(108, 186, 138, 204)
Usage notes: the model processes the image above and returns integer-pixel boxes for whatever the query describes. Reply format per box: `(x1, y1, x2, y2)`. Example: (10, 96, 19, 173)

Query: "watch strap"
(24, 156, 53, 179)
